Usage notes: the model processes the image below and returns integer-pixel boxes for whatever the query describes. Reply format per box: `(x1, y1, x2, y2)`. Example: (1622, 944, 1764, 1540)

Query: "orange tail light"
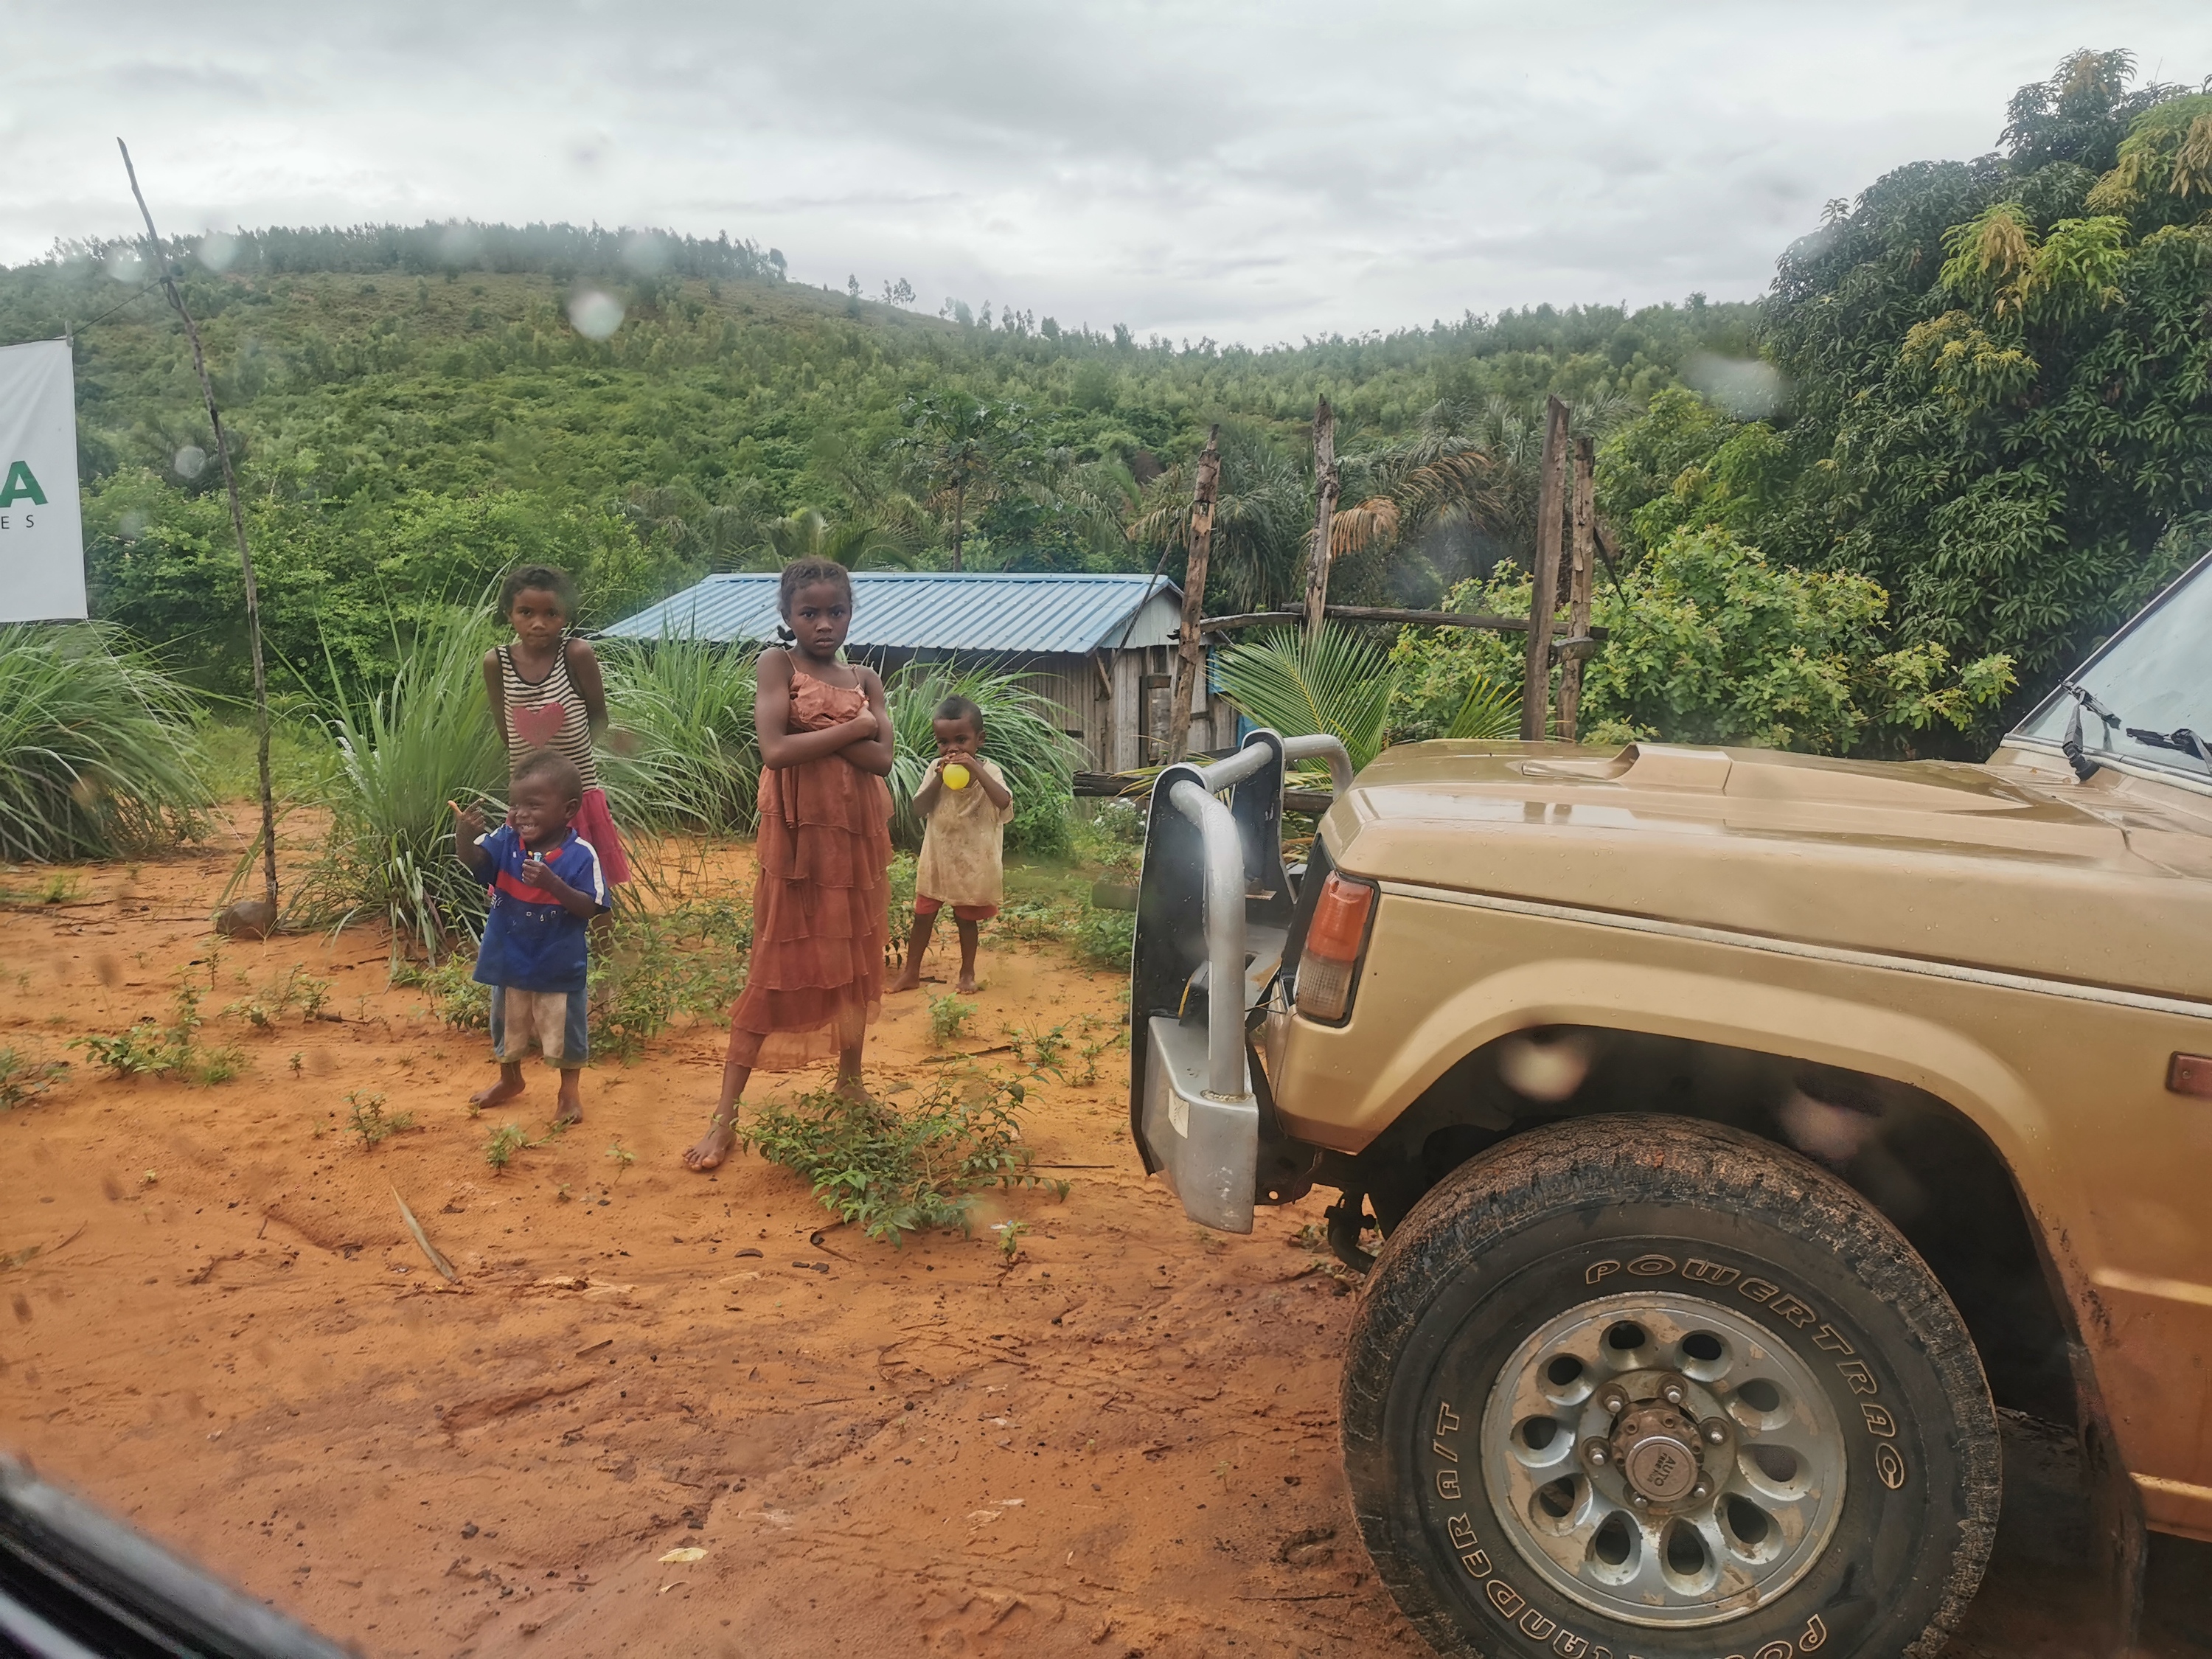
(1296, 872, 1375, 1023)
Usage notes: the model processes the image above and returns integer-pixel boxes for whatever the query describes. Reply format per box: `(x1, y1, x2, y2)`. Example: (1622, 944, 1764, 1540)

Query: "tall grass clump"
(295, 609, 504, 953)
(0, 622, 209, 861)
(599, 635, 762, 835)
(884, 659, 1079, 855)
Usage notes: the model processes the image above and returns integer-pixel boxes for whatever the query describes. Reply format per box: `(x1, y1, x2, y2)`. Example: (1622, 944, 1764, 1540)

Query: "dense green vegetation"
(0, 47, 2203, 776)
(1599, 49, 2212, 728)
(1, 211, 1754, 699)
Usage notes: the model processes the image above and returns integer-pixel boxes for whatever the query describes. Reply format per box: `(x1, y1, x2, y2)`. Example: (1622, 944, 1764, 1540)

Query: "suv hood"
(1324, 741, 2212, 1002)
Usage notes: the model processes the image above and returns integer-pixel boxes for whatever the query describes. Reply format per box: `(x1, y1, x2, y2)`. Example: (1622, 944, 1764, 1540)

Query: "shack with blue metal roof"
(602, 571, 1232, 771)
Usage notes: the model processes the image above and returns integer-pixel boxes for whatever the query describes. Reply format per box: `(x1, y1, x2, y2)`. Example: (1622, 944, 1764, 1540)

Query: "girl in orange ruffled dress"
(685, 559, 894, 1172)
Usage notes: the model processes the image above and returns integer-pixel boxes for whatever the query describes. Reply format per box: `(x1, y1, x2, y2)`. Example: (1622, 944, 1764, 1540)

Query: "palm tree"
(1126, 423, 1311, 614)
(748, 509, 914, 571)
(617, 484, 759, 570)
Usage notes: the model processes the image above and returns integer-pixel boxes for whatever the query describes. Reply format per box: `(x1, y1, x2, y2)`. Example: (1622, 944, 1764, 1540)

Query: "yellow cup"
(942, 762, 971, 791)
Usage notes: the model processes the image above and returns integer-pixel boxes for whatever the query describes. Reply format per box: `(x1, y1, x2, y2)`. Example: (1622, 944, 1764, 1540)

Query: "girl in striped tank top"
(482, 565, 633, 885)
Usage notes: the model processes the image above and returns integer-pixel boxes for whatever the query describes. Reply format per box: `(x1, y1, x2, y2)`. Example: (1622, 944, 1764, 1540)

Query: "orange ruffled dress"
(726, 665, 893, 1071)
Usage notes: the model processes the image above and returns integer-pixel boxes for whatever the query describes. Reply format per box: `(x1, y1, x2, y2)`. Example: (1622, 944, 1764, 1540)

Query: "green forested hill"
(0, 223, 1754, 695)
(3, 47, 2206, 752)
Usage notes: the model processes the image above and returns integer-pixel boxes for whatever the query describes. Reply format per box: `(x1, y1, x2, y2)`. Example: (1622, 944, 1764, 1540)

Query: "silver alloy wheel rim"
(1477, 1290, 1846, 1629)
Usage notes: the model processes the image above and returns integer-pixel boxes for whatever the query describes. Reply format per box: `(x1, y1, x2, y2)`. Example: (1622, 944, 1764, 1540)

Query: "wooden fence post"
(1302, 397, 1340, 639)
(1520, 395, 1571, 741)
(1166, 425, 1222, 761)
(1557, 434, 1597, 743)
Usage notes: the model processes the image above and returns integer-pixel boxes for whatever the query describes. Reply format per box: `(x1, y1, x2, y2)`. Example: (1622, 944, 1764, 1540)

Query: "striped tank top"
(498, 643, 599, 789)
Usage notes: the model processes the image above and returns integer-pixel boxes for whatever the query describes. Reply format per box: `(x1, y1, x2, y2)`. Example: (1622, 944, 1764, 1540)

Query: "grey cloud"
(6, 1, 2210, 340)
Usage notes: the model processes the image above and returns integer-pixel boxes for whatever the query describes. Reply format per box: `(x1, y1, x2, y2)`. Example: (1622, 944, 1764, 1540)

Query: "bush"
(743, 1075, 1052, 1244)
(293, 608, 506, 952)
(1074, 908, 1135, 972)
(1388, 532, 2015, 757)
(0, 622, 209, 861)
(599, 634, 762, 835)
(883, 659, 1078, 853)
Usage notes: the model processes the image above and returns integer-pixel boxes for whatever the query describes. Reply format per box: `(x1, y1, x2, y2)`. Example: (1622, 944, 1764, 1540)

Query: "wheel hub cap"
(1613, 1399, 1704, 1503)
(1476, 1292, 1847, 1630)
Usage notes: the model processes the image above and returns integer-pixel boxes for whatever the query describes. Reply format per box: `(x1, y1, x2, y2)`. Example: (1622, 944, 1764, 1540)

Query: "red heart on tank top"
(511, 703, 565, 748)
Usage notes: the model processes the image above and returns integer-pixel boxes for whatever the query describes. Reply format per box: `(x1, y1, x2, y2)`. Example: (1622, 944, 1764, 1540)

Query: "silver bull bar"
(1130, 730, 1352, 1231)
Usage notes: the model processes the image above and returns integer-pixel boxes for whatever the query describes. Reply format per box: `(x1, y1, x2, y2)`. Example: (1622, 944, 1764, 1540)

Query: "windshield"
(2012, 549, 2212, 779)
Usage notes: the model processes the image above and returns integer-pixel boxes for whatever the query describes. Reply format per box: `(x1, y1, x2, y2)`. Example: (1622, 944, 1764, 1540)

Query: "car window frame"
(2008, 543, 2212, 786)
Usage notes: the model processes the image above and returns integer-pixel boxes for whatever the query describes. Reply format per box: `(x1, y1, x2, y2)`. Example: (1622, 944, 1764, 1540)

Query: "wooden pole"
(1557, 435, 1597, 743)
(1165, 425, 1222, 762)
(1301, 396, 1339, 639)
(1519, 395, 1571, 742)
(1522, 396, 1575, 739)
(119, 139, 279, 924)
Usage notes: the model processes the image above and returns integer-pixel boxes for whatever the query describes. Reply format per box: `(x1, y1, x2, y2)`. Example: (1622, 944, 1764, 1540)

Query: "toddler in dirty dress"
(452, 748, 611, 1124)
(891, 695, 1016, 996)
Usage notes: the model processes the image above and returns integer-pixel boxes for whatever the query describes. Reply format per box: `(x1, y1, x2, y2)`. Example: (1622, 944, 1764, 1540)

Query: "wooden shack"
(601, 571, 1231, 770)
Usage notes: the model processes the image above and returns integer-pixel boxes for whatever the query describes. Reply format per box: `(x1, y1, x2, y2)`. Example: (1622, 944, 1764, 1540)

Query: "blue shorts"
(489, 985, 590, 1068)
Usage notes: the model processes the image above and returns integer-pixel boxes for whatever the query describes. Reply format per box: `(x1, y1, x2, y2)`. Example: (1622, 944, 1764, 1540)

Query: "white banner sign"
(0, 338, 87, 623)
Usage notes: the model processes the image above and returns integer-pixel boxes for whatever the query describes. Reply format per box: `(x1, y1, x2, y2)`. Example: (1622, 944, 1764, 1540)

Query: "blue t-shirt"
(470, 824, 608, 993)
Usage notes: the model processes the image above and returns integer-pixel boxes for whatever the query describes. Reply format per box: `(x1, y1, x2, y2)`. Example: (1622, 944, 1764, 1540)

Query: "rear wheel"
(1340, 1115, 2000, 1659)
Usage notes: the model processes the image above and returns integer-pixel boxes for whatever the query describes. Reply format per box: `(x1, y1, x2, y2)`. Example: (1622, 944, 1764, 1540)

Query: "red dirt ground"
(3, 817, 2205, 1658)
(1, 823, 1402, 1659)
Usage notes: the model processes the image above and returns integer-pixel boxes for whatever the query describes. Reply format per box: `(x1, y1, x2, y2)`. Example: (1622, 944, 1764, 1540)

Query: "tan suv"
(1129, 552, 2212, 1659)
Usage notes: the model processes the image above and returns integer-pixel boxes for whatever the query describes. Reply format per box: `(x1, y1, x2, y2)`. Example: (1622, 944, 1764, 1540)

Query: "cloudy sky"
(6, 1, 2208, 343)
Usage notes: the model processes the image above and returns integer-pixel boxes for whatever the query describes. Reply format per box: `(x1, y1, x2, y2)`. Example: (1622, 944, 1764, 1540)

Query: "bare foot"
(684, 1115, 737, 1171)
(554, 1090, 582, 1127)
(956, 973, 980, 995)
(888, 967, 922, 993)
(470, 1075, 525, 1108)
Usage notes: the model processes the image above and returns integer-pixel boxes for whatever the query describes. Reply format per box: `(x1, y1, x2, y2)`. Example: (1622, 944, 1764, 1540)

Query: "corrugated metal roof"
(601, 571, 1186, 655)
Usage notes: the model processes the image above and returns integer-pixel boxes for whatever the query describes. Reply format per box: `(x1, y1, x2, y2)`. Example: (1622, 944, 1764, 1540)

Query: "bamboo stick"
(119, 140, 279, 922)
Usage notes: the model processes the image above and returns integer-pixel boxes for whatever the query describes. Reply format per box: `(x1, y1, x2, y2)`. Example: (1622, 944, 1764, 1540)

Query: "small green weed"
(392, 956, 490, 1031)
(72, 983, 246, 1085)
(743, 1075, 1052, 1245)
(288, 1051, 305, 1075)
(484, 1123, 530, 1170)
(345, 1088, 414, 1148)
(0, 1048, 64, 1108)
(995, 1219, 1029, 1264)
(1003, 1021, 1068, 1075)
(223, 964, 334, 1029)
(605, 1139, 636, 1175)
(929, 994, 977, 1046)
(1074, 908, 1135, 972)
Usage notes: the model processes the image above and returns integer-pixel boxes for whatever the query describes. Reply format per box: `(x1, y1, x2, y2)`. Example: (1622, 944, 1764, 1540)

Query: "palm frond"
(1446, 675, 1520, 740)
(1213, 624, 1398, 771)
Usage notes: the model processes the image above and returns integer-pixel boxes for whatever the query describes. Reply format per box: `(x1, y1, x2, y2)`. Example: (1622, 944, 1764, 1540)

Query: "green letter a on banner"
(0, 461, 46, 507)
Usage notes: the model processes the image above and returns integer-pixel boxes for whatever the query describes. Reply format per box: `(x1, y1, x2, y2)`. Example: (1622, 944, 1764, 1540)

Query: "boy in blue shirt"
(453, 750, 609, 1124)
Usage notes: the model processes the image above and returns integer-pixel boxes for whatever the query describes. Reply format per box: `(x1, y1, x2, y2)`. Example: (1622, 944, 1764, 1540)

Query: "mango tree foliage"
(1603, 52, 2212, 732)
(1387, 529, 2012, 757)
